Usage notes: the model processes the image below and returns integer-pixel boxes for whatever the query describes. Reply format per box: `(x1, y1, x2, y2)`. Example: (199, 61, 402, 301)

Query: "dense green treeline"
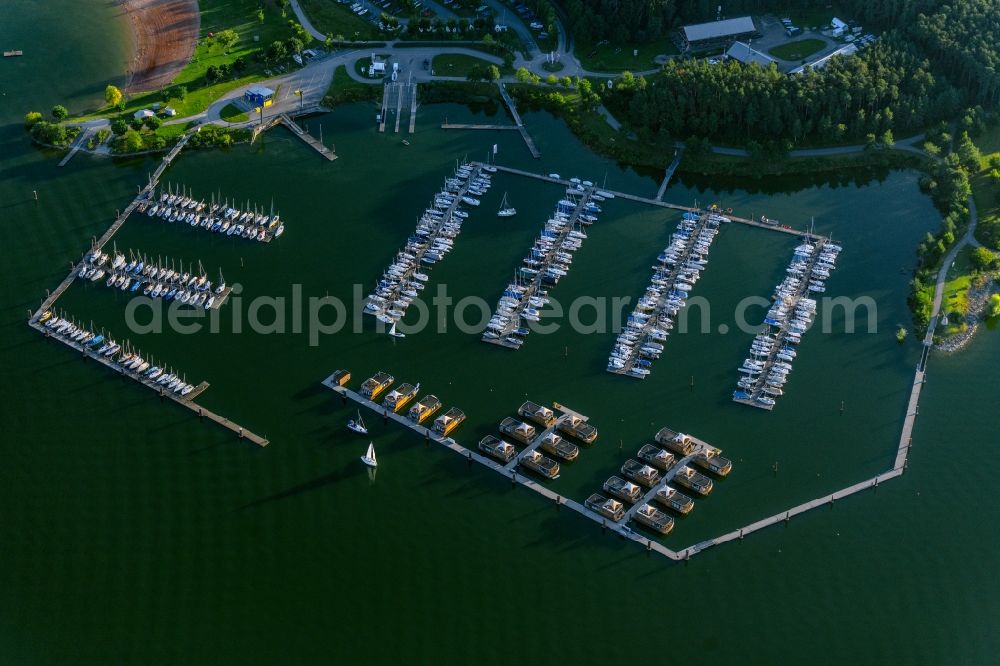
(603, 34, 960, 147)
(912, 0, 1000, 105)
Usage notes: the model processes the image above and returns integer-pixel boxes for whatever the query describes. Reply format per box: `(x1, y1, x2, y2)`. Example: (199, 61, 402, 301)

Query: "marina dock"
(28, 316, 268, 447)
(363, 163, 485, 325)
(732, 239, 835, 410)
(655, 146, 684, 201)
(482, 185, 598, 349)
(278, 113, 337, 160)
(607, 209, 722, 378)
(496, 82, 540, 158)
(476, 163, 824, 239)
(323, 368, 925, 562)
(441, 123, 520, 131)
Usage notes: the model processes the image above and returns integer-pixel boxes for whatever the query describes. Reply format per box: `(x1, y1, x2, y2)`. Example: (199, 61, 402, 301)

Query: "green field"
(322, 65, 380, 105)
(768, 38, 826, 61)
(298, 0, 381, 41)
(220, 102, 250, 123)
(576, 39, 677, 72)
(431, 53, 494, 77)
(75, 0, 304, 121)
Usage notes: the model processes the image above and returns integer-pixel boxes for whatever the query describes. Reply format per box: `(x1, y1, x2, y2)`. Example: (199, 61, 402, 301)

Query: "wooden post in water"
(690, 375, 694, 391)
(840, 400, 845, 415)
(33, 190, 38, 202)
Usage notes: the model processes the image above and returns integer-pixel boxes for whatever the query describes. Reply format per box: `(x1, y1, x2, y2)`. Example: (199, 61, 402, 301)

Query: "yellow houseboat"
(499, 417, 536, 445)
(557, 415, 598, 444)
(672, 465, 714, 496)
(383, 382, 419, 412)
(539, 432, 579, 461)
(585, 493, 625, 522)
(360, 371, 394, 400)
(655, 486, 695, 514)
(518, 400, 556, 427)
(520, 450, 560, 479)
(633, 503, 674, 534)
(603, 476, 643, 503)
(655, 427, 696, 456)
(433, 407, 466, 436)
(478, 435, 517, 463)
(637, 443, 676, 471)
(408, 394, 442, 423)
(621, 458, 661, 488)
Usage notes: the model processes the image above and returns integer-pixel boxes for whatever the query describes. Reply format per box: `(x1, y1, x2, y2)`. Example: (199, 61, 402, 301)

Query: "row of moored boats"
(141, 189, 284, 241)
(482, 179, 611, 349)
(78, 248, 225, 309)
(364, 163, 493, 328)
(733, 240, 841, 409)
(36, 310, 198, 396)
(608, 210, 725, 377)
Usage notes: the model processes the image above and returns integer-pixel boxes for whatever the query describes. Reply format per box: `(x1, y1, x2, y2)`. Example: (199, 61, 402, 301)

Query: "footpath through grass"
(768, 38, 826, 61)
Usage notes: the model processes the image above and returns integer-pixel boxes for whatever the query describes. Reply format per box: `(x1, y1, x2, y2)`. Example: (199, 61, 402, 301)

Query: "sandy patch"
(120, 0, 200, 94)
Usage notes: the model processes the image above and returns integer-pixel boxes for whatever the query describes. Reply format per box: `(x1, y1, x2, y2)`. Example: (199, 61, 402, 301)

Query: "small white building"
(368, 53, 387, 78)
(162, 107, 177, 117)
(133, 109, 155, 120)
(830, 17, 848, 37)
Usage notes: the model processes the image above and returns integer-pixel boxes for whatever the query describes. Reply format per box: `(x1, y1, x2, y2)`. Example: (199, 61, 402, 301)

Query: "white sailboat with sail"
(388, 321, 405, 338)
(360, 442, 378, 468)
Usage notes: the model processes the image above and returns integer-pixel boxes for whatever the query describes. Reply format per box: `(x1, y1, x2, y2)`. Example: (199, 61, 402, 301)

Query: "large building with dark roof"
(679, 16, 758, 52)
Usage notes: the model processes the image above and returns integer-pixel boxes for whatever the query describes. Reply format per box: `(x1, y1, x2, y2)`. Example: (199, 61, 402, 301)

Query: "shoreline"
(935, 277, 998, 353)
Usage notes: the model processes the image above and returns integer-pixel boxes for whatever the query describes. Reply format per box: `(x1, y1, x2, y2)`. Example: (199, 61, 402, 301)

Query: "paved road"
(928, 197, 980, 339)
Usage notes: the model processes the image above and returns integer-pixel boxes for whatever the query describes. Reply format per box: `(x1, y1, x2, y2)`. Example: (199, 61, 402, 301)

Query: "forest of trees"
(604, 34, 961, 147)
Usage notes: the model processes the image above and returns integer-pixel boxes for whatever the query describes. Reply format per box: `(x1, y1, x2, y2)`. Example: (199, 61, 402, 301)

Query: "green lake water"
(1, 3, 999, 663)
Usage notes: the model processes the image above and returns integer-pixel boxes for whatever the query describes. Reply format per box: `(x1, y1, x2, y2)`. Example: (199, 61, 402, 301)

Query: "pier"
(30, 124, 270, 448)
(277, 114, 337, 160)
(59, 128, 93, 167)
(608, 210, 721, 378)
(482, 186, 597, 349)
(476, 163, 824, 239)
(496, 82, 540, 158)
(732, 239, 830, 410)
(28, 317, 268, 447)
(441, 123, 520, 131)
(364, 164, 484, 324)
(408, 83, 418, 133)
(655, 146, 684, 201)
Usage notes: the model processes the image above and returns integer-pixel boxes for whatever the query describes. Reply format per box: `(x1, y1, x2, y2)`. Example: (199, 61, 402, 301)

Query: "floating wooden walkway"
(323, 365, 918, 562)
(441, 123, 520, 131)
(59, 128, 93, 167)
(408, 83, 418, 134)
(655, 146, 684, 201)
(477, 163, 823, 239)
(496, 82, 540, 158)
(28, 319, 268, 447)
(277, 114, 337, 160)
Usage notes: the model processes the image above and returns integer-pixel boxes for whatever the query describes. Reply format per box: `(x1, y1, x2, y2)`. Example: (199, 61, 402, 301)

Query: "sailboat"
(388, 321, 405, 338)
(497, 192, 516, 217)
(360, 442, 378, 468)
(347, 409, 368, 434)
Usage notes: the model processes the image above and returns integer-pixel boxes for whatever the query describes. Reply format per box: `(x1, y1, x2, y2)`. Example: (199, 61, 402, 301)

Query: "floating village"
(25, 131, 925, 561)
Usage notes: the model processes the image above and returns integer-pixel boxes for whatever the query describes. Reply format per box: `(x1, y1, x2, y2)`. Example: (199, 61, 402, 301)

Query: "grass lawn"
(298, 0, 381, 40)
(768, 38, 826, 61)
(220, 102, 250, 123)
(576, 39, 676, 72)
(974, 125, 1000, 156)
(155, 123, 192, 141)
(971, 153, 1000, 250)
(323, 65, 380, 104)
(431, 54, 494, 77)
(74, 0, 304, 121)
